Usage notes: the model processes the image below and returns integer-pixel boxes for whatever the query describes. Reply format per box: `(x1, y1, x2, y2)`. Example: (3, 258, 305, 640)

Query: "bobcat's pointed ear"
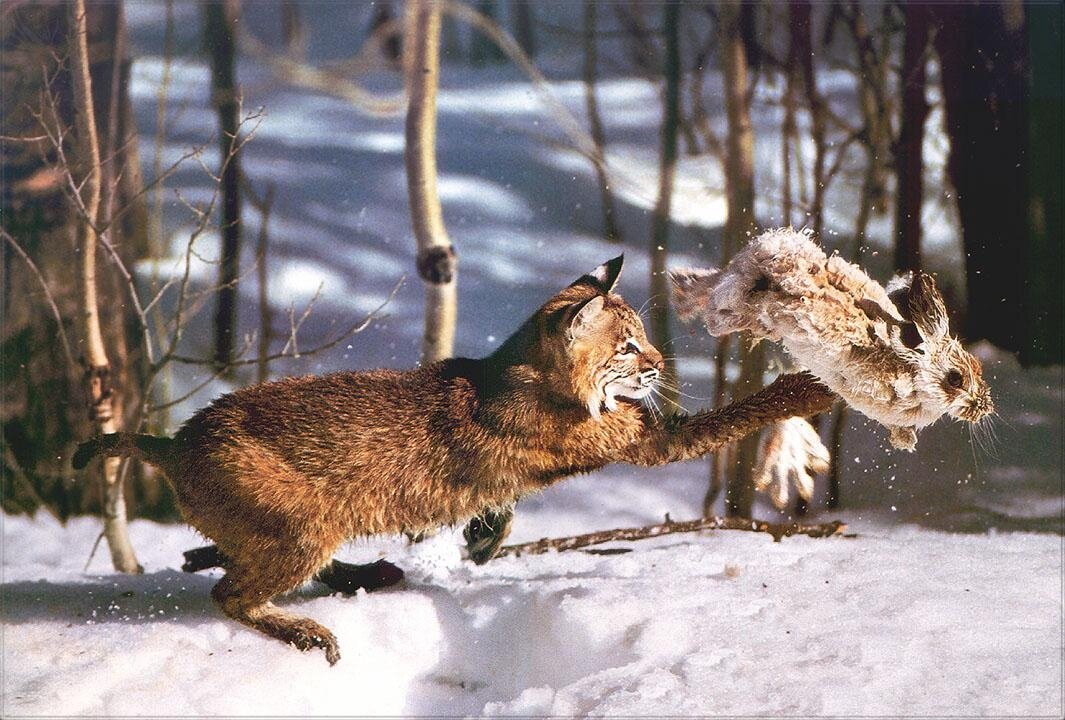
(570, 255, 624, 293)
(567, 295, 607, 340)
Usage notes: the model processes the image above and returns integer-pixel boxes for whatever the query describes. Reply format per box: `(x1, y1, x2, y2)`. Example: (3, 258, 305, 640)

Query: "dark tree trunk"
(934, 2, 1029, 351)
(513, 0, 535, 58)
(649, 0, 680, 404)
(739, 1, 761, 72)
(1022, 2, 1063, 366)
(894, 3, 932, 273)
(792, 1, 828, 239)
(718, 0, 762, 519)
(583, 0, 622, 243)
(204, 0, 243, 373)
(281, 0, 305, 58)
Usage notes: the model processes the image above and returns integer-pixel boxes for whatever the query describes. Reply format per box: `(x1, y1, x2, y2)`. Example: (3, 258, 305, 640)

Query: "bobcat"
(74, 256, 833, 664)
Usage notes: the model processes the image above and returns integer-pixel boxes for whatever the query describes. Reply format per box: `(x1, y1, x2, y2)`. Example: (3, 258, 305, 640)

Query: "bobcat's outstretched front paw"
(754, 418, 831, 509)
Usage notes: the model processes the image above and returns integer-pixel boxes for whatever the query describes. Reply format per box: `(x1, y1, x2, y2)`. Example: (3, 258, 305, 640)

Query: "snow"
(4, 511, 1060, 715)
(4, 2, 1062, 716)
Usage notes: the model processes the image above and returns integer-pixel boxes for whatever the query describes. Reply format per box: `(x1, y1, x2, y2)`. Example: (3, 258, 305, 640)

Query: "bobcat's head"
(526, 256, 664, 419)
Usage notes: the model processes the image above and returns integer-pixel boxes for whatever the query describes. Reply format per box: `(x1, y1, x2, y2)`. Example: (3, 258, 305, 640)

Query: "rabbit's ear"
(907, 272, 950, 341)
(886, 273, 915, 321)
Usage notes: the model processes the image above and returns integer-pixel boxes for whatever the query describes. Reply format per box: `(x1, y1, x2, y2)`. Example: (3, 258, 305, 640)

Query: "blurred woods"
(2, 1, 1061, 568)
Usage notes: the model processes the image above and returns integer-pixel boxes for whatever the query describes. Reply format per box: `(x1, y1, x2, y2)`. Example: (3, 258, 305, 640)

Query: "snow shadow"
(0, 571, 217, 627)
(0, 568, 377, 627)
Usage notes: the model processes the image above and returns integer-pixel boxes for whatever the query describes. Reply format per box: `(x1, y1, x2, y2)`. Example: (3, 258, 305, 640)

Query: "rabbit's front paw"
(754, 418, 831, 509)
(888, 425, 918, 451)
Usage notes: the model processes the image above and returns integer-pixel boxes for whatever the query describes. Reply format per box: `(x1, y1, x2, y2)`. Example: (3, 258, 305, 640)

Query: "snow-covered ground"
(3, 2, 1062, 716)
(3, 508, 1060, 716)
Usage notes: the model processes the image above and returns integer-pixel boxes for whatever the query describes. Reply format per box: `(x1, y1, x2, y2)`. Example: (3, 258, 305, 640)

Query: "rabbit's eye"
(946, 370, 964, 389)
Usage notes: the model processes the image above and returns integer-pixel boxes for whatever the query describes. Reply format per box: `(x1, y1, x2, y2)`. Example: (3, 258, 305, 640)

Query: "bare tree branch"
(0, 228, 76, 368)
(169, 275, 404, 369)
(239, 24, 406, 117)
(497, 515, 849, 558)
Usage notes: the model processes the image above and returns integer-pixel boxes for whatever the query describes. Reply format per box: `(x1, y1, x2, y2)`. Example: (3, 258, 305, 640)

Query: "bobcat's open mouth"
(603, 378, 655, 411)
(620, 384, 654, 400)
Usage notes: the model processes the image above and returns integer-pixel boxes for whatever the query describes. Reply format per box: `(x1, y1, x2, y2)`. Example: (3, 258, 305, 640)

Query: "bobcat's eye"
(620, 340, 641, 356)
(946, 369, 964, 389)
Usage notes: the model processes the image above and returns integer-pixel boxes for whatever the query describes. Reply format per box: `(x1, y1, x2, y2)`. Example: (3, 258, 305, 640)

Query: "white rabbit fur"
(672, 228, 993, 451)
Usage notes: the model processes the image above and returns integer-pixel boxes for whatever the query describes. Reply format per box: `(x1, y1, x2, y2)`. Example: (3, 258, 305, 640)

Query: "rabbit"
(671, 227, 993, 451)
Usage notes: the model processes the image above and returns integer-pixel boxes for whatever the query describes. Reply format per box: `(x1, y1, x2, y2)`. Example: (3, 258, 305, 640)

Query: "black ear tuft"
(570, 254, 624, 293)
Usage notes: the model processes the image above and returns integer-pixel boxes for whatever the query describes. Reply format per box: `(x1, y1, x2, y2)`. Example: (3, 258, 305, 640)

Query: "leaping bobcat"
(74, 256, 833, 664)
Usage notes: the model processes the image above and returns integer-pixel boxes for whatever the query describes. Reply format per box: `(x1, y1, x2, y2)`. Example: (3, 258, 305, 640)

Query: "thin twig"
(280, 282, 324, 357)
(496, 515, 848, 558)
(239, 27, 405, 117)
(0, 228, 76, 368)
(169, 275, 404, 369)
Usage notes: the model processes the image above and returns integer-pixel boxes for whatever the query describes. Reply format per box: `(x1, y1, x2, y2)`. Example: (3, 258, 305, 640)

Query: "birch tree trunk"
(70, 0, 141, 573)
(649, 0, 680, 404)
(3, 1, 158, 520)
(406, 0, 457, 363)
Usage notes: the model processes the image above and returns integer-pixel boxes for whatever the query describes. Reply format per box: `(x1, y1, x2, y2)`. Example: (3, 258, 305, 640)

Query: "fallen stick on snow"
(495, 515, 848, 558)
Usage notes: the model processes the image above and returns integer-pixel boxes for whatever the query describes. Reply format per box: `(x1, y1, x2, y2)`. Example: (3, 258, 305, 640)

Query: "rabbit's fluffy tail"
(670, 267, 720, 322)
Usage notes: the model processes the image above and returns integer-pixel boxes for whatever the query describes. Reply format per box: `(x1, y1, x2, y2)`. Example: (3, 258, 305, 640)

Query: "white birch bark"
(405, 0, 457, 363)
(70, 0, 141, 573)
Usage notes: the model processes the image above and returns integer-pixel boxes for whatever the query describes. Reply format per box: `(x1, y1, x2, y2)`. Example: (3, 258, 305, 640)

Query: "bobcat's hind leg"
(211, 552, 341, 665)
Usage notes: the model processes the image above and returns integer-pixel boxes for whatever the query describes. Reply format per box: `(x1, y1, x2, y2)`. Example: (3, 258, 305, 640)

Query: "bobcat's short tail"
(72, 433, 174, 470)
